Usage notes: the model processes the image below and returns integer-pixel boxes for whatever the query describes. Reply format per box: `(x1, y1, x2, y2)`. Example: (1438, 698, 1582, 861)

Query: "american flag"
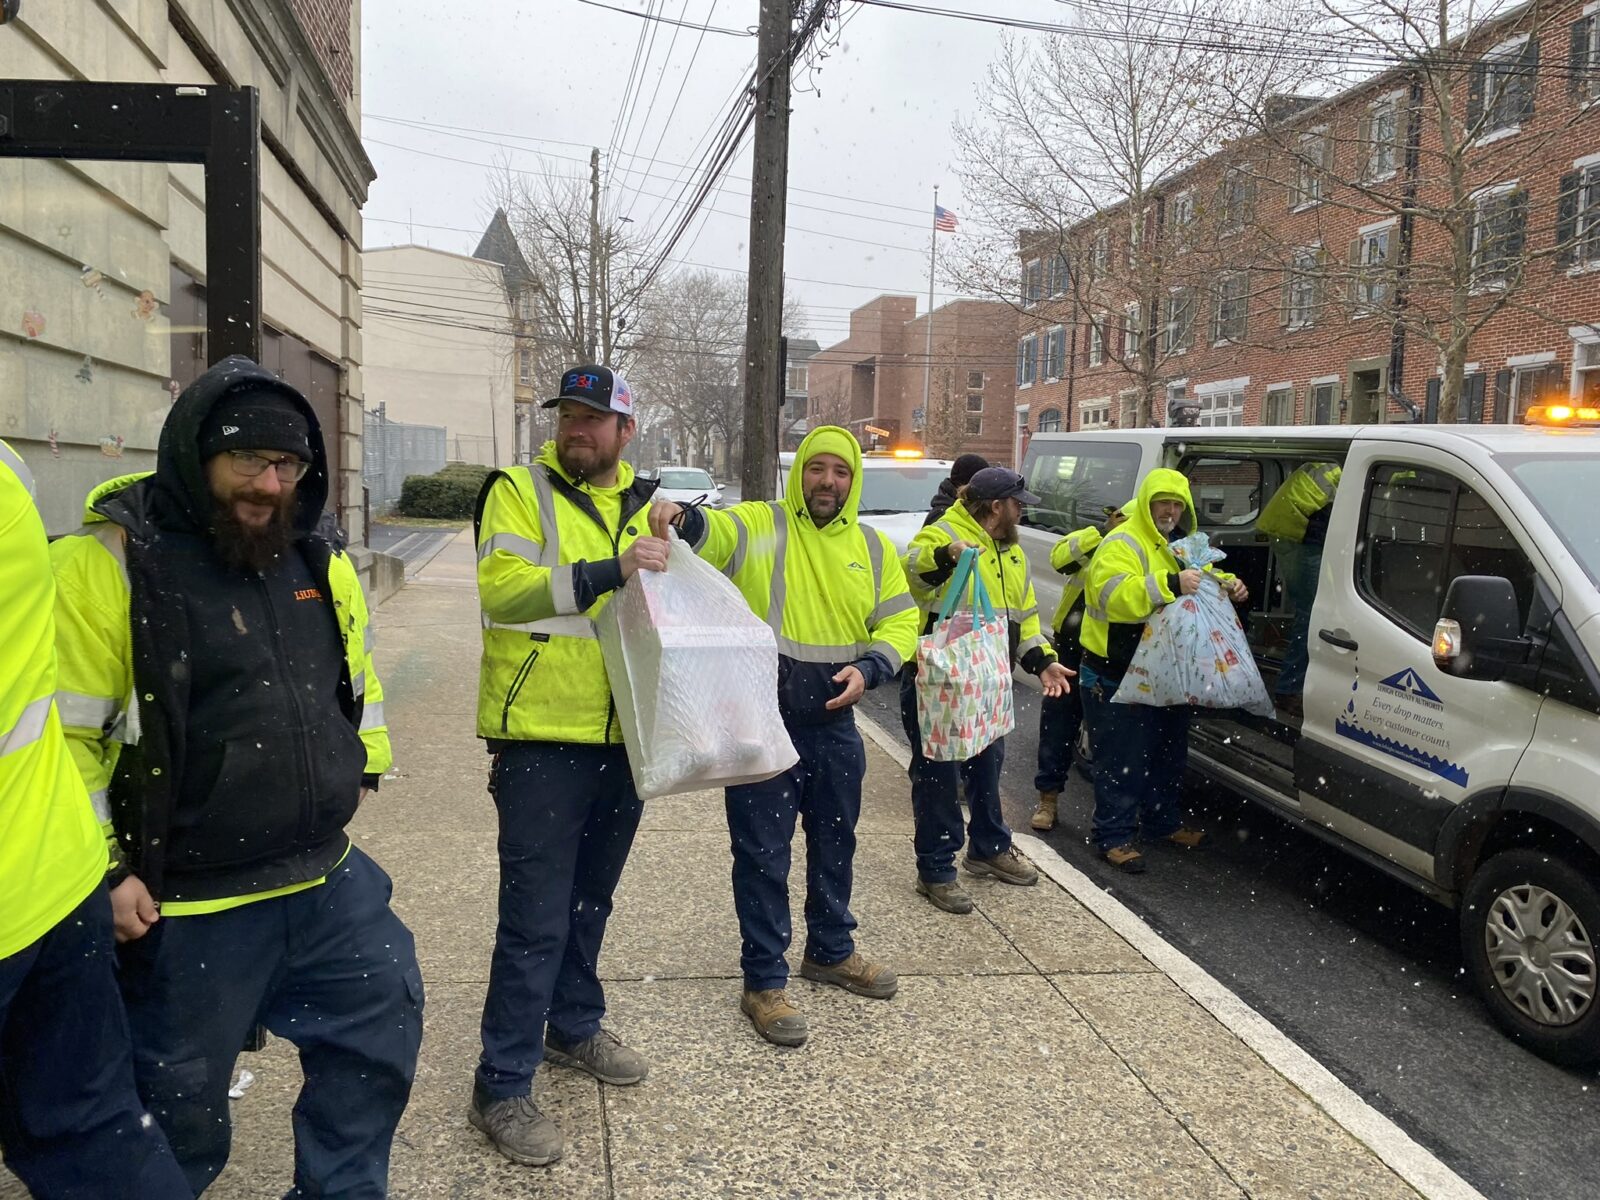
(934, 204, 959, 232)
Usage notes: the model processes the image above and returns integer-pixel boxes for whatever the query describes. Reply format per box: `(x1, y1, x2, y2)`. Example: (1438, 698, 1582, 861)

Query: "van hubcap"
(1484, 884, 1596, 1027)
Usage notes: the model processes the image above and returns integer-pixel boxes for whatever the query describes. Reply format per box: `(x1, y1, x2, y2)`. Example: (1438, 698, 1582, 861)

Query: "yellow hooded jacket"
(475, 440, 660, 742)
(1080, 467, 1235, 677)
(1256, 462, 1342, 545)
(685, 426, 919, 725)
(905, 495, 1058, 674)
(0, 441, 107, 960)
(1048, 524, 1106, 633)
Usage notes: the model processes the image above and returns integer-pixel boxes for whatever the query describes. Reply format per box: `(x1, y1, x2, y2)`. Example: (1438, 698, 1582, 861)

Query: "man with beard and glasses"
(1078, 469, 1248, 874)
(469, 364, 668, 1167)
(48, 356, 420, 1195)
(648, 427, 919, 1048)
(902, 468, 1073, 914)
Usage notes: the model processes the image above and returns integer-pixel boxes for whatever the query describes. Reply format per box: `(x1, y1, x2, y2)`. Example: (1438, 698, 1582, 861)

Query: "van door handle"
(1318, 628, 1359, 651)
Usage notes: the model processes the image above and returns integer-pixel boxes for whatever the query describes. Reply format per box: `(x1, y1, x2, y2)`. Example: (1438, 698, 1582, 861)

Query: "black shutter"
(1557, 171, 1582, 269)
(1570, 18, 1590, 100)
(1493, 368, 1513, 423)
(1468, 373, 1487, 423)
(1467, 61, 1486, 128)
(1425, 377, 1441, 423)
(1517, 37, 1539, 121)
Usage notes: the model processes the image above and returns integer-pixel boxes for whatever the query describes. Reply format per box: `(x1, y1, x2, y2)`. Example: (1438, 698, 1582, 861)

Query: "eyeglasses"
(228, 450, 310, 482)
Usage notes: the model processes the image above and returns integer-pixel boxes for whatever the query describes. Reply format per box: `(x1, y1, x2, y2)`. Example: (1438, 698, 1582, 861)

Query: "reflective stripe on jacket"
(475, 443, 657, 742)
(1048, 524, 1105, 632)
(904, 499, 1056, 670)
(1257, 462, 1342, 543)
(0, 441, 107, 959)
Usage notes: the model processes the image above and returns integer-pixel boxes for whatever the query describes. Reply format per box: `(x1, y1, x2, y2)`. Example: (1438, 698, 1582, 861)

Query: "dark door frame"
(0, 80, 261, 363)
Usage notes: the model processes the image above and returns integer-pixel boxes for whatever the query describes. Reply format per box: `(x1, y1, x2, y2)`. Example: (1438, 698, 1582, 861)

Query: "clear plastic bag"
(597, 535, 798, 799)
(1111, 532, 1274, 717)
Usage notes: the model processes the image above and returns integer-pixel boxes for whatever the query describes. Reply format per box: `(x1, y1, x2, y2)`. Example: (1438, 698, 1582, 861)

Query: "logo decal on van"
(1336, 661, 1466, 786)
(1376, 667, 1443, 706)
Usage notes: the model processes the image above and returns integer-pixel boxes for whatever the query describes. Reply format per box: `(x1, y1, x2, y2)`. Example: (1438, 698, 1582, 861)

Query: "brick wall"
(287, 0, 354, 98)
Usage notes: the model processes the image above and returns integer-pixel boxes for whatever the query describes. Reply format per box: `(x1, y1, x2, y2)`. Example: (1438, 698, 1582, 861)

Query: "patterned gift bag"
(915, 548, 1016, 761)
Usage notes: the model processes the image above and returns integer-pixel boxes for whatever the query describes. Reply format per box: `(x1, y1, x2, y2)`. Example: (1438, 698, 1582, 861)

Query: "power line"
(622, 0, 724, 225)
(572, 0, 753, 36)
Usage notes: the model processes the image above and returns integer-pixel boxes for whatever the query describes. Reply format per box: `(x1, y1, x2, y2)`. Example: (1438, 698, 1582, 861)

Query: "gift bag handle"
(935, 547, 997, 626)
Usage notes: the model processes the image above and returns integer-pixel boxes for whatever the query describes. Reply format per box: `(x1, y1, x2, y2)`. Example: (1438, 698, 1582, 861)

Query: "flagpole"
(921, 185, 937, 440)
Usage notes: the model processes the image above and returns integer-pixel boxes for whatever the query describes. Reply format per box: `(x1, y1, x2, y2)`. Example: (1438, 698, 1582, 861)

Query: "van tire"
(1461, 850, 1600, 1067)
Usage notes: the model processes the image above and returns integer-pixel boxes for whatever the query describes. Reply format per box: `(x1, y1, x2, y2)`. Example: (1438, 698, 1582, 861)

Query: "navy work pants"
(0, 886, 190, 1199)
(724, 719, 866, 992)
(1078, 665, 1190, 851)
(117, 847, 423, 1198)
(477, 742, 642, 1101)
(899, 666, 1010, 884)
(1033, 626, 1084, 794)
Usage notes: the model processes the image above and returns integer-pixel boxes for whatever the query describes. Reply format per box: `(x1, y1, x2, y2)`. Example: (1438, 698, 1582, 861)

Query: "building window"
(1091, 229, 1110, 278)
(1044, 326, 1066, 380)
(1049, 252, 1070, 296)
(1212, 271, 1248, 344)
(1558, 163, 1600, 271)
(1024, 259, 1044, 304)
(1088, 318, 1105, 367)
(1164, 288, 1195, 354)
(1017, 334, 1038, 387)
(1284, 247, 1322, 328)
(787, 364, 808, 392)
(1195, 386, 1246, 427)
(967, 370, 985, 390)
(1353, 224, 1395, 312)
(1575, 12, 1600, 103)
(1080, 399, 1111, 430)
(1470, 35, 1538, 138)
(1219, 167, 1253, 234)
(1363, 96, 1402, 180)
(1124, 301, 1142, 358)
(1293, 129, 1329, 208)
(1036, 407, 1062, 433)
(517, 346, 533, 385)
(1265, 386, 1295, 425)
(1575, 335, 1600, 403)
(1169, 190, 1195, 242)
(1471, 186, 1529, 290)
(1510, 361, 1564, 420)
(966, 413, 982, 436)
(966, 392, 984, 413)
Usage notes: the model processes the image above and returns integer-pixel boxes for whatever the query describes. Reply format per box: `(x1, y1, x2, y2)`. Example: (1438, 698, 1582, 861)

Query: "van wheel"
(1461, 850, 1600, 1066)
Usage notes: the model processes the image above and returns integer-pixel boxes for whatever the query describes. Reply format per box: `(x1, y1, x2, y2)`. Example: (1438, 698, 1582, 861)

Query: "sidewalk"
(207, 529, 1436, 1199)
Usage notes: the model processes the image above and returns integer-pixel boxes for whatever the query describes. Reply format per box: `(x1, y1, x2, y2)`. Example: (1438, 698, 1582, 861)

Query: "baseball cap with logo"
(965, 466, 1041, 506)
(543, 363, 635, 417)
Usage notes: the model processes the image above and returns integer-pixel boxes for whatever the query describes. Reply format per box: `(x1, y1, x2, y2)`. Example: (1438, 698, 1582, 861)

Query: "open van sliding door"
(1296, 441, 1546, 885)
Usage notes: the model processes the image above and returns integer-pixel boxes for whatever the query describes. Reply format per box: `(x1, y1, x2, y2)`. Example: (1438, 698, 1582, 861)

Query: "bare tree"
(948, 1, 1306, 427)
(920, 365, 979, 459)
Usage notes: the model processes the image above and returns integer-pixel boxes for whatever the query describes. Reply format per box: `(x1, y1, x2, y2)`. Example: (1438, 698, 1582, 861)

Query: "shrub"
(397, 462, 492, 519)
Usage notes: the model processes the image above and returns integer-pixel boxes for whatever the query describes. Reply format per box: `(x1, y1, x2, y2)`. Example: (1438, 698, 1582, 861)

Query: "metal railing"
(363, 405, 446, 510)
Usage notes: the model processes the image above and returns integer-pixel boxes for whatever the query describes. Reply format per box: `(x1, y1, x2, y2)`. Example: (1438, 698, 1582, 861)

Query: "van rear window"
(1020, 440, 1142, 533)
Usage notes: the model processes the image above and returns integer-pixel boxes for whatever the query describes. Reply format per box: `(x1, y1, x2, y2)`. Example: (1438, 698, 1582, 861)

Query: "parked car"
(651, 465, 724, 508)
(776, 450, 955, 552)
(1021, 411, 1600, 1066)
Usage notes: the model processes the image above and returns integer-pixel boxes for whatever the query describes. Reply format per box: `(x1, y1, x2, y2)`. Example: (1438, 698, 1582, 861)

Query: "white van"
(776, 451, 954, 551)
(1021, 415, 1600, 1066)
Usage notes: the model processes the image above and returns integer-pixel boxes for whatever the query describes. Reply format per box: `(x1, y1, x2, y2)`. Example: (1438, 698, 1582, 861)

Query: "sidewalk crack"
(598, 1080, 617, 1198)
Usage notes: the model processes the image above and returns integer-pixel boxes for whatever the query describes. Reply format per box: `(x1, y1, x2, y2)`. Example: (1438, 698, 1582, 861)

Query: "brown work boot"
(1103, 844, 1147, 873)
(740, 988, 808, 1047)
(800, 951, 898, 999)
(963, 846, 1039, 886)
(915, 876, 974, 914)
(1163, 827, 1210, 850)
(1030, 791, 1059, 831)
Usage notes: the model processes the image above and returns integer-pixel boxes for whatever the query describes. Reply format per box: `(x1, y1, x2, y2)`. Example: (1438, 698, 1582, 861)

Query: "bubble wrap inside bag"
(597, 536, 798, 799)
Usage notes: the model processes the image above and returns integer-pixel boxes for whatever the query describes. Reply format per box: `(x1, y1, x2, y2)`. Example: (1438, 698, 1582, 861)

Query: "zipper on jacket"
(500, 640, 543, 733)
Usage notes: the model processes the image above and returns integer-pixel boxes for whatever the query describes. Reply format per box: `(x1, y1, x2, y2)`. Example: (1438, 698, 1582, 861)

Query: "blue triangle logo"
(1378, 667, 1443, 703)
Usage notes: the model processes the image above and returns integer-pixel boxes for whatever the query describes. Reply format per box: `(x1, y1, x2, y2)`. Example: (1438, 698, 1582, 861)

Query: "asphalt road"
(367, 523, 456, 568)
(857, 680, 1600, 1200)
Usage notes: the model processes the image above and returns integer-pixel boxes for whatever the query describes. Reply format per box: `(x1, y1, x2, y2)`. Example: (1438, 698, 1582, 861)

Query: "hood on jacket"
(126, 356, 330, 535)
(534, 439, 638, 493)
(785, 425, 862, 534)
(1122, 467, 1197, 547)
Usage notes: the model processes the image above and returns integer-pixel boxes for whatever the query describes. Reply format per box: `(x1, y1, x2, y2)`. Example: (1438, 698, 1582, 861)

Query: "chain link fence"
(363, 406, 446, 512)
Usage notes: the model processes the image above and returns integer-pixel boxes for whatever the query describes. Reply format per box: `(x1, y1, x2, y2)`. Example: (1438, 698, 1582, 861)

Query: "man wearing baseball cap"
(901, 467, 1073, 914)
(469, 363, 668, 1166)
(49, 355, 415, 1193)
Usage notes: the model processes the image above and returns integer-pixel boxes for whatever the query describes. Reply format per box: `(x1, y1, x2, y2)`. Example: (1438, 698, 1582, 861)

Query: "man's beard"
(211, 493, 295, 573)
(804, 487, 842, 525)
(557, 440, 620, 483)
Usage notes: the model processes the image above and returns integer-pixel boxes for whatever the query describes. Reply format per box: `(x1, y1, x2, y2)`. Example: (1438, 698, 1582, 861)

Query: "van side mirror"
(1433, 575, 1527, 681)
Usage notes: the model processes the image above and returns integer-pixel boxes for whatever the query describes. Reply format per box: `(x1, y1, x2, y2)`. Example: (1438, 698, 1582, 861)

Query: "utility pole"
(921, 184, 938, 439)
(740, 0, 795, 501)
(587, 146, 601, 361)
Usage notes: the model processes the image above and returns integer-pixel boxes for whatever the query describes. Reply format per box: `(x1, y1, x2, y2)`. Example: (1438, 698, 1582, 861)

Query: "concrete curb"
(854, 712, 1485, 1200)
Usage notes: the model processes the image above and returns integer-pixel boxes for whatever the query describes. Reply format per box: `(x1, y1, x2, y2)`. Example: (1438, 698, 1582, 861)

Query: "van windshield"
(1020, 440, 1143, 533)
(1504, 455, 1600, 588)
(856, 465, 951, 514)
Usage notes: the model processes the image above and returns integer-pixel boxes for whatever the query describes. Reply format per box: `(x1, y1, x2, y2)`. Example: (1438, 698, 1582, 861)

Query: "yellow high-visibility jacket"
(0, 441, 107, 960)
(476, 442, 659, 742)
(1048, 524, 1105, 632)
(905, 497, 1058, 674)
(687, 426, 919, 724)
(1257, 462, 1342, 544)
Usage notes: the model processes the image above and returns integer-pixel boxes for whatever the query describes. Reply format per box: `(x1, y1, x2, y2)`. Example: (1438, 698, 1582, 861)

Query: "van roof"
(1025, 424, 1600, 457)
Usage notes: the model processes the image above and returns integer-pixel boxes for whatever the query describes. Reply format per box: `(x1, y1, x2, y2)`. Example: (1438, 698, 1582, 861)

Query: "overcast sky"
(356, 1, 1064, 345)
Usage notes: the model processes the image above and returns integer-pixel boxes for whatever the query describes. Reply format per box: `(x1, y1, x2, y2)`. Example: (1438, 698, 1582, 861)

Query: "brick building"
(1013, 0, 1600, 449)
(808, 295, 1018, 465)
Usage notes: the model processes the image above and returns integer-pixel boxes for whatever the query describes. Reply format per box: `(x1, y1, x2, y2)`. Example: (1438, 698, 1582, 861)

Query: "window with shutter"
(1561, 165, 1600, 270)
(1124, 301, 1142, 357)
(1571, 15, 1600, 103)
(1471, 187, 1526, 288)
(1212, 271, 1248, 343)
(1354, 226, 1394, 310)
(1475, 36, 1536, 136)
